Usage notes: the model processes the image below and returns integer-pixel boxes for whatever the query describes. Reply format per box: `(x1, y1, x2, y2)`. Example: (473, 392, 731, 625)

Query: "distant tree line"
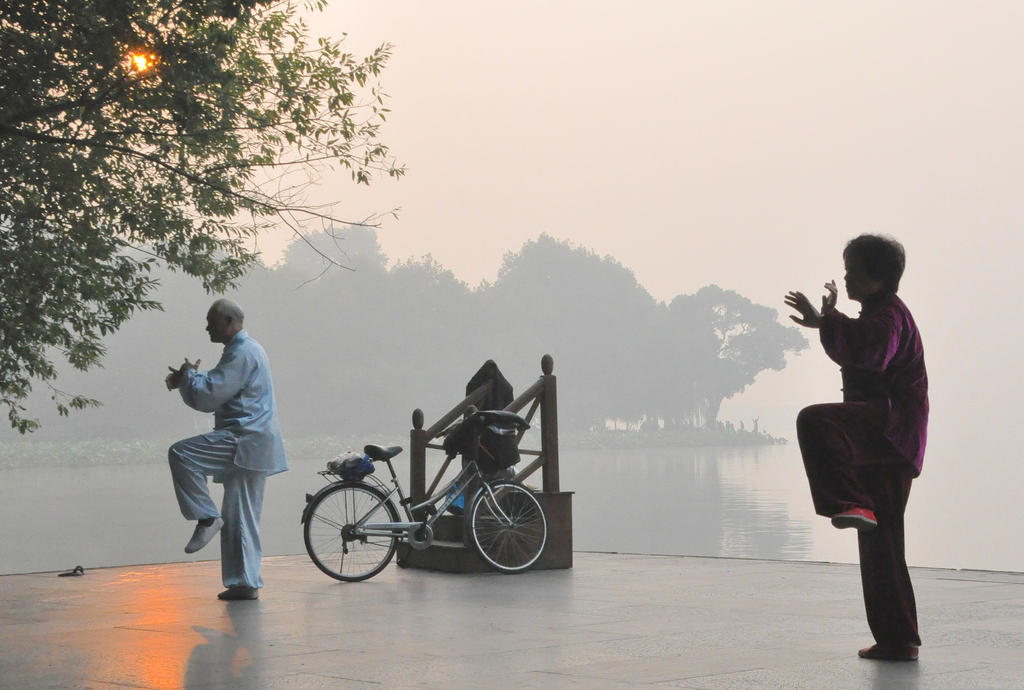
(6, 229, 806, 441)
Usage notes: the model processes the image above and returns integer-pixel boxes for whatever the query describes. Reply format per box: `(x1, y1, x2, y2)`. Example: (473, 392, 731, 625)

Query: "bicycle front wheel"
(470, 482, 547, 573)
(304, 482, 399, 582)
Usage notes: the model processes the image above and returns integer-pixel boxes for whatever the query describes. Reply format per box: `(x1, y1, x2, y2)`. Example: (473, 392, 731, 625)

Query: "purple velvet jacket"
(819, 293, 929, 475)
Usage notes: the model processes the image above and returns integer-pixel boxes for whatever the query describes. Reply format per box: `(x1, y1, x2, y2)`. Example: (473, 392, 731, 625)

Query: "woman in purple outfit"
(785, 234, 928, 662)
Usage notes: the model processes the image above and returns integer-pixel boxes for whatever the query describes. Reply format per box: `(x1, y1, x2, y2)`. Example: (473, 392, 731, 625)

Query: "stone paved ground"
(2, 552, 1022, 689)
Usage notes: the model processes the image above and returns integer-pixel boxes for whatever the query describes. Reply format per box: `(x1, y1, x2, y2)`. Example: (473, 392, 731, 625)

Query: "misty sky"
(256, 2, 1023, 533)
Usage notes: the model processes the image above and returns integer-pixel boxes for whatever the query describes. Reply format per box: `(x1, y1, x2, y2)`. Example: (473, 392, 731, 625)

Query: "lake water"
(2, 443, 1021, 575)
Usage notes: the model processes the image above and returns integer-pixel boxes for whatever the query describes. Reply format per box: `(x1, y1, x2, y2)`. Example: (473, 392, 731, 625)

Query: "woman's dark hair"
(844, 234, 906, 293)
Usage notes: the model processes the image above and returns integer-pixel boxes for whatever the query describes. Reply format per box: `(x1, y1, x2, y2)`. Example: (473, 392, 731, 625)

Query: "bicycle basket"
(475, 423, 523, 474)
(327, 452, 375, 481)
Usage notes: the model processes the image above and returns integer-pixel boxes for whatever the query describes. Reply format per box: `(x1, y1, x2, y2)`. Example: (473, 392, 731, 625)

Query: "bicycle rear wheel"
(304, 482, 399, 582)
(470, 482, 547, 573)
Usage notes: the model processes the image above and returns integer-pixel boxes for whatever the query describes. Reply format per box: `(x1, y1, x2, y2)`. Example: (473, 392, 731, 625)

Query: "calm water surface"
(1, 443, 1019, 575)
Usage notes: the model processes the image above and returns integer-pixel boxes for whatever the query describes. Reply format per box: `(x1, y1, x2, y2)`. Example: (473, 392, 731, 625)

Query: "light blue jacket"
(180, 331, 287, 475)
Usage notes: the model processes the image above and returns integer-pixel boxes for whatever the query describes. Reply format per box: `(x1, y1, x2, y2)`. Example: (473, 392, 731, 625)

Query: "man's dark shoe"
(858, 644, 919, 661)
(185, 517, 223, 553)
(217, 586, 259, 601)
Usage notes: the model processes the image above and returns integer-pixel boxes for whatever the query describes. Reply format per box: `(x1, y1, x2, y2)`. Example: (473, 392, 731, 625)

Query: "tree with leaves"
(668, 285, 808, 426)
(0, 0, 403, 431)
(483, 235, 667, 430)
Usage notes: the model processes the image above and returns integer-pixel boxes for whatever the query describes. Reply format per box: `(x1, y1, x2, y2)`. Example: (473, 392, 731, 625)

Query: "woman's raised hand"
(785, 280, 837, 328)
(822, 280, 838, 314)
(785, 290, 821, 328)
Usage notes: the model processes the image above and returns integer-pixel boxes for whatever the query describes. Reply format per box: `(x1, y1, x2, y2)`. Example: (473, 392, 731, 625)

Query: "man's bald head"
(206, 299, 245, 344)
(209, 298, 244, 323)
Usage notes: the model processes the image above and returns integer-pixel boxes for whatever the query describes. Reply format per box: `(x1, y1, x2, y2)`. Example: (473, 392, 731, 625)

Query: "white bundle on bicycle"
(327, 451, 375, 480)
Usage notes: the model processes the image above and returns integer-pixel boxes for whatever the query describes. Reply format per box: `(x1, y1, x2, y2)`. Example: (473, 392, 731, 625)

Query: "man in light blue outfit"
(165, 298, 287, 601)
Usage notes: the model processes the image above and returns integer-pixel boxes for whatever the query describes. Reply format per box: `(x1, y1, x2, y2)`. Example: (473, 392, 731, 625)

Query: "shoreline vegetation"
(0, 428, 786, 470)
(567, 427, 787, 450)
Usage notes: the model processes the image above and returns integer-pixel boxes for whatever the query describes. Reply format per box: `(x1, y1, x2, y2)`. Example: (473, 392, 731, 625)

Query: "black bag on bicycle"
(442, 410, 529, 474)
(471, 410, 530, 474)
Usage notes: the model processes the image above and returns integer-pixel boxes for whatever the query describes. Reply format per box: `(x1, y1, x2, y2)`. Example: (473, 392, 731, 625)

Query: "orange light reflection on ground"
(97, 567, 209, 690)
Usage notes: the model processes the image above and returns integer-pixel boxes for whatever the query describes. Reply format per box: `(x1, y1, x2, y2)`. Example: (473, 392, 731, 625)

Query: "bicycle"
(301, 409, 548, 581)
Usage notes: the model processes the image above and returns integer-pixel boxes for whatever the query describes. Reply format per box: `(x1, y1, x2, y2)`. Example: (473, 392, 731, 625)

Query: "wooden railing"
(409, 354, 560, 502)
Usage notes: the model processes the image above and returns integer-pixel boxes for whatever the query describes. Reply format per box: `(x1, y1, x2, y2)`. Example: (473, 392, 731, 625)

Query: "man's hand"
(785, 282, 836, 329)
(165, 358, 201, 391)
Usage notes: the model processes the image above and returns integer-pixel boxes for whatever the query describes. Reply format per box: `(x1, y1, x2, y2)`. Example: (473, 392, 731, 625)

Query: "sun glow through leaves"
(129, 53, 154, 72)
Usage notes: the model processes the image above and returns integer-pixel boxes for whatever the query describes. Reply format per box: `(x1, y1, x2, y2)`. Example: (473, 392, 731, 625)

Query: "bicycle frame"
(345, 455, 506, 546)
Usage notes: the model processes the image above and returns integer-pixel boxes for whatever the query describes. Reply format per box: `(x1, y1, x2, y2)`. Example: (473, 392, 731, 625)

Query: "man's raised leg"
(168, 431, 237, 552)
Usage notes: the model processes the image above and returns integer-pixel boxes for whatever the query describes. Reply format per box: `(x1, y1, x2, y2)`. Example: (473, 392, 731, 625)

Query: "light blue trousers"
(168, 431, 268, 589)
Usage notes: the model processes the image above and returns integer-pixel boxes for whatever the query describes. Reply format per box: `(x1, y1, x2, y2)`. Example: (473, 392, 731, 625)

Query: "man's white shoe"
(185, 517, 224, 553)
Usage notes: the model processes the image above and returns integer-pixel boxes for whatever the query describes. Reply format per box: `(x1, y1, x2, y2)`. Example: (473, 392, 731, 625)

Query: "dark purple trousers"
(797, 401, 921, 648)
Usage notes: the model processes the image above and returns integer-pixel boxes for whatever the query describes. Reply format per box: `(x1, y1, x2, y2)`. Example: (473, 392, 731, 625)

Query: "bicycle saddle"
(364, 444, 403, 461)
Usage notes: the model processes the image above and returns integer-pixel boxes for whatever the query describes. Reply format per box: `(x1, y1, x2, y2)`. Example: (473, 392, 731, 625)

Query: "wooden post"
(540, 354, 559, 493)
(411, 408, 427, 502)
